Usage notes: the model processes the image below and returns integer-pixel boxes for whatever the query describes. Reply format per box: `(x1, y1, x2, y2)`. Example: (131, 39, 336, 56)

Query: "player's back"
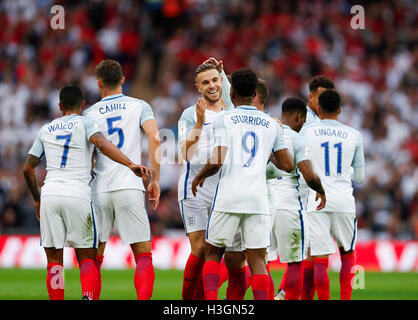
(301, 119, 364, 213)
(266, 125, 308, 211)
(83, 94, 153, 193)
(213, 105, 284, 214)
(37, 114, 98, 200)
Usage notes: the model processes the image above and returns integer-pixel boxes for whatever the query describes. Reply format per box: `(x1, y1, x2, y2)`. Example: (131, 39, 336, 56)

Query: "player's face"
(309, 87, 327, 115)
(195, 69, 222, 103)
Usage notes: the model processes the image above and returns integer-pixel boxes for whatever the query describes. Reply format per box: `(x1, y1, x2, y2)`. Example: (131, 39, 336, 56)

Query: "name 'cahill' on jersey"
(300, 119, 365, 213)
(212, 105, 287, 215)
(83, 94, 154, 193)
(28, 114, 101, 201)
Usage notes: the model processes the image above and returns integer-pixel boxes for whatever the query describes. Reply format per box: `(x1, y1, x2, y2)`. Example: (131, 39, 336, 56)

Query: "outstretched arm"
(89, 132, 152, 177)
(192, 145, 227, 197)
(22, 155, 42, 221)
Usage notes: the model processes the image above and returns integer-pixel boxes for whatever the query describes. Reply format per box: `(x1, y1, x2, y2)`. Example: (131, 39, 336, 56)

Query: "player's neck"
(101, 87, 123, 99)
(62, 110, 81, 116)
(319, 115, 339, 121)
(205, 99, 224, 112)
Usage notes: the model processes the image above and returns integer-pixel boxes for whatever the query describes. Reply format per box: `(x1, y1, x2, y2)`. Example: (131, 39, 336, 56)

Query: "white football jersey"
(212, 105, 287, 215)
(83, 94, 154, 193)
(28, 114, 100, 201)
(300, 119, 365, 213)
(266, 125, 311, 211)
(178, 106, 226, 201)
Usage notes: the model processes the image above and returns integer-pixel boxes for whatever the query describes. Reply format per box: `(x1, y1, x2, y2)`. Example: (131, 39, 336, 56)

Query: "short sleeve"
(178, 107, 196, 143)
(293, 133, 311, 164)
(140, 101, 155, 126)
(82, 116, 101, 140)
(28, 130, 45, 159)
(352, 132, 365, 168)
(213, 114, 228, 147)
(273, 122, 287, 152)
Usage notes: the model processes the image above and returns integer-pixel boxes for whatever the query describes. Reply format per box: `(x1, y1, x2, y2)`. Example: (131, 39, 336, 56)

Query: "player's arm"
(297, 160, 326, 210)
(89, 132, 151, 177)
(180, 98, 206, 161)
(271, 122, 294, 172)
(192, 145, 227, 197)
(22, 154, 42, 221)
(142, 118, 161, 210)
(192, 114, 227, 196)
(351, 132, 365, 184)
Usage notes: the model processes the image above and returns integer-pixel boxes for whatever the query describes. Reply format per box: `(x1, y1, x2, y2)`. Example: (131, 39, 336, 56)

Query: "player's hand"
(315, 192, 326, 211)
(203, 57, 223, 73)
(34, 200, 40, 221)
(192, 176, 205, 197)
(195, 98, 206, 127)
(130, 164, 152, 178)
(148, 180, 161, 210)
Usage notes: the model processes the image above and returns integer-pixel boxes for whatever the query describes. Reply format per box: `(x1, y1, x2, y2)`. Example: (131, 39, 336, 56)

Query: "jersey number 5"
(242, 131, 259, 167)
(56, 134, 72, 168)
(107, 116, 124, 149)
(321, 141, 342, 176)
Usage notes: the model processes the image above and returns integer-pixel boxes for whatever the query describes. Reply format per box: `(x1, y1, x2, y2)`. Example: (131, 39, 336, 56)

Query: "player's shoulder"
(179, 104, 197, 121)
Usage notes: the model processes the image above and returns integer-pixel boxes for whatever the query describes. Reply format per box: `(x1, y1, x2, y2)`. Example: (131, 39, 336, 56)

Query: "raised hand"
(203, 57, 223, 73)
(196, 97, 206, 127)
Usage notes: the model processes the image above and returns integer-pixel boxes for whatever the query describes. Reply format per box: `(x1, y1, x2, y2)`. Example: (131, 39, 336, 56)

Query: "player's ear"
(97, 79, 103, 89)
(121, 76, 125, 86)
(81, 100, 86, 110)
(194, 82, 201, 94)
(59, 102, 63, 111)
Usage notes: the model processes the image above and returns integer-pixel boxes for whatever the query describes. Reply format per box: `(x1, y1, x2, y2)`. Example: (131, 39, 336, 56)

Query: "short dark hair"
(59, 85, 83, 110)
(231, 69, 258, 98)
(309, 75, 335, 93)
(281, 97, 307, 116)
(318, 89, 340, 114)
(195, 63, 219, 82)
(95, 59, 123, 88)
(256, 79, 269, 106)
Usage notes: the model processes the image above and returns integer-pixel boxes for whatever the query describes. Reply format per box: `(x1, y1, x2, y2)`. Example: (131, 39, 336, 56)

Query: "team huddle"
(23, 58, 365, 300)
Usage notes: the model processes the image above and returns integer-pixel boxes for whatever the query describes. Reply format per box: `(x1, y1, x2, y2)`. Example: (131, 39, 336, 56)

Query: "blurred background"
(0, 0, 417, 244)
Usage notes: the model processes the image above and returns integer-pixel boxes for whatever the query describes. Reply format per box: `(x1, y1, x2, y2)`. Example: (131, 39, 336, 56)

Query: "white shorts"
(40, 196, 98, 249)
(306, 211, 357, 256)
(267, 209, 308, 263)
(179, 197, 212, 234)
(206, 211, 270, 250)
(92, 190, 151, 246)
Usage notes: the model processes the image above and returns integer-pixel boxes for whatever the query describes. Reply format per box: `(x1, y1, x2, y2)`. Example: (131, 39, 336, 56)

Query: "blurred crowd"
(0, 0, 416, 240)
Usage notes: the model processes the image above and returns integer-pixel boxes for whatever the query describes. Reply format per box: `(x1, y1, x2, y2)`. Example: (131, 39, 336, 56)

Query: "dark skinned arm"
(272, 148, 294, 173)
(22, 155, 42, 221)
(192, 145, 227, 197)
(297, 159, 326, 210)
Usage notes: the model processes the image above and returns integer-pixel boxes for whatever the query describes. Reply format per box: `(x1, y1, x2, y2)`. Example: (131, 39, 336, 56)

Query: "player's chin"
(204, 93, 221, 103)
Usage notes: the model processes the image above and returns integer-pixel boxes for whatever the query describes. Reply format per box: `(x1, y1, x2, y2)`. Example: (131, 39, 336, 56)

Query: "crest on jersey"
(188, 216, 195, 226)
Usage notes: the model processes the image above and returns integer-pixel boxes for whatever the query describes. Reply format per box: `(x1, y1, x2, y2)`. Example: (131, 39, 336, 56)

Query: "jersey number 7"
(56, 134, 72, 168)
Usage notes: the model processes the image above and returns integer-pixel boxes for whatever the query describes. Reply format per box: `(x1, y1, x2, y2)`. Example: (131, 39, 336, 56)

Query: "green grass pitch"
(0, 268, 417, 300)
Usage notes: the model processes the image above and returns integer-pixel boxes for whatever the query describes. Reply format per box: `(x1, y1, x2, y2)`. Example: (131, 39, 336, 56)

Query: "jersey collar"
(321, 119, 340, 125)
(101, 94, 124, 101)
(236, 105, 258, 111)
